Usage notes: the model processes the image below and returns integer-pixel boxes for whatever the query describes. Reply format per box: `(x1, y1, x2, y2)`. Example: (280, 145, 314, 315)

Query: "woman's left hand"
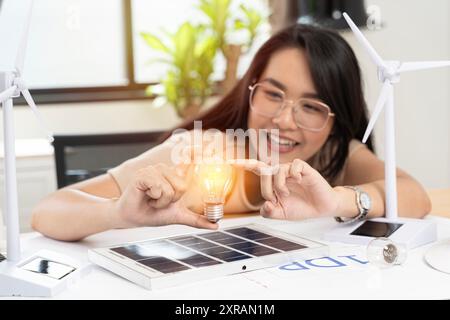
(238, 159, 340, 220)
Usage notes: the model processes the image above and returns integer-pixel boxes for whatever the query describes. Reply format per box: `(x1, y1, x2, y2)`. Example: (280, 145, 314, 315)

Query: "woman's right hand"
(111, 163, 217, 230)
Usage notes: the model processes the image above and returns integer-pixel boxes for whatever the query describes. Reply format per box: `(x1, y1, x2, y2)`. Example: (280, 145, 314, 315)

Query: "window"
(131, 0, 205, 84)
(132, 0, 270, 83)
(0, 0, 269, 104)
(26, 0, 127, 89)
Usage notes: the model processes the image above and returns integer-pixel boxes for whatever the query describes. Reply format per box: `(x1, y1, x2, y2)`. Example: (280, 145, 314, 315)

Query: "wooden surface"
(428, 188, 450, 218)
(223, 189, 450, 219)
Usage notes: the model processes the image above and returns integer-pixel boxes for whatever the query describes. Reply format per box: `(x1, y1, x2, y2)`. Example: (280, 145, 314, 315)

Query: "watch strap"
(335, 186, 369, 224)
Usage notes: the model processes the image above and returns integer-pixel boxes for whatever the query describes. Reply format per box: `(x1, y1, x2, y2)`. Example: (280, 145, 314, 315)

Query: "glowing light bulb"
(195, 162, 234, 223)
(366, 237, 407, 268)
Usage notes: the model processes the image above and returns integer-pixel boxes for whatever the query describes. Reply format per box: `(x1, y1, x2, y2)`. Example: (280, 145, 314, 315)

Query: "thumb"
(177, 206, 219, 230)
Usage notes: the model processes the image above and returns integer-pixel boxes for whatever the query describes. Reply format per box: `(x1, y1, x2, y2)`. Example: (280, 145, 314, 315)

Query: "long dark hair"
(165, 24, 374, 182)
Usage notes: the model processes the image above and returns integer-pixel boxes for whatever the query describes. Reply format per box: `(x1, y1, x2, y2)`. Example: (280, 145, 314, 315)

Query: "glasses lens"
(250, 83, 332, 131)
(250, 83, 284, 116)
(293, 100, 330, 130)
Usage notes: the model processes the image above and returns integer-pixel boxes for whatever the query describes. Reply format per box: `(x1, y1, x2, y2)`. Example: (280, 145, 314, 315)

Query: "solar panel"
(88, 224, 328, 290)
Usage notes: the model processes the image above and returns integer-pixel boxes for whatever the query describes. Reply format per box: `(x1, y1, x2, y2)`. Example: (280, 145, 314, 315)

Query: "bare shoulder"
(344, 142, 409, 185)
(344, 145, 384, 185)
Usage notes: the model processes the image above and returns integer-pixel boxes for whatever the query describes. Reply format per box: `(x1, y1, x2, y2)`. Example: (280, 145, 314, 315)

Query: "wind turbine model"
(0, 0, 82, 296)
(324, 13, 450, 249)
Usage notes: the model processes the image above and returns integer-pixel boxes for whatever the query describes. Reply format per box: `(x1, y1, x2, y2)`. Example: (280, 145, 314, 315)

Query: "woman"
(31, 24, 431, 241)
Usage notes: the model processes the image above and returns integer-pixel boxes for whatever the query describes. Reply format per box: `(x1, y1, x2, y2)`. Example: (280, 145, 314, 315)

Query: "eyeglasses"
(248, 82, 335, 132)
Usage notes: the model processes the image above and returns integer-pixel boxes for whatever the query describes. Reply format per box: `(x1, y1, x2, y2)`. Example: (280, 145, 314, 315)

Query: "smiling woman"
(175, 25, 373, 184)
(31, 23, 431, 242)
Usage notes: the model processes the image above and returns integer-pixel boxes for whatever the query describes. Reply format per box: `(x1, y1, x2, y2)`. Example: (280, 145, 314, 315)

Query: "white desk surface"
(4, 215, 450, 300)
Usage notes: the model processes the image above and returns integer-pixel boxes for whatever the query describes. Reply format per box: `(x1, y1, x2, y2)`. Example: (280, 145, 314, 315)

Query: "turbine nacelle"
(0, 69, 53, 142)
(378, 61, 401, 83)
(11, 73, 26, 98)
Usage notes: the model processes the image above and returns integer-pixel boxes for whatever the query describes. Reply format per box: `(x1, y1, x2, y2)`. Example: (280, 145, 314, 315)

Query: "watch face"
(360, 192, 372, 210)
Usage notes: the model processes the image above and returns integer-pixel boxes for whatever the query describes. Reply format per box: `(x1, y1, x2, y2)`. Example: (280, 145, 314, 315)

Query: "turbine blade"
(343, 12, 386, 69)
(15, 0, 34, 74)
(363, 80, 392, 143)
(0, 86, 17, 103)
(399, 61, 450, 73)
(21, 89, 54, 142)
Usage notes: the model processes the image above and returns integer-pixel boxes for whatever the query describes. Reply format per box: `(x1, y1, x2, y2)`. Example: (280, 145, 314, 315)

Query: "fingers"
(135, 164, 189, 209)
(230, 159, 275, 176)
(260, 201, 274, 217)
(289, 159, 304, 184)
(289, 159, 320, 186)
(274, 165, 289, 197)
(135, 168, 166, 201)
(177, 207, 219, 230)
(260, 173, 276, 203)
(244, 161, 289, 201)
(161, 166, 187, 202)
(260, 200, 286, 219)
(257, 160, 312, 202)
(146, 185, 162, 199)
(229, 159, 278, 202)
(148, 179, 175, 208)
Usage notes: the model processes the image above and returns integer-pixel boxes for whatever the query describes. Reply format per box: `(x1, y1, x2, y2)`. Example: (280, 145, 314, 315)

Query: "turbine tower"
(325, 13, 449, 249)
(0, 0, 82, 297)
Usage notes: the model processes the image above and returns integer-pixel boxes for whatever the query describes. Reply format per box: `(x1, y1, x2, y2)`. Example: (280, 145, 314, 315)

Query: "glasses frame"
(248, 82, 335, 132)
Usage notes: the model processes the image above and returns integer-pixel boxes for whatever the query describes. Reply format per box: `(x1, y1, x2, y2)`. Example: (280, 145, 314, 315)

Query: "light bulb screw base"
(204, 204, 224, 223)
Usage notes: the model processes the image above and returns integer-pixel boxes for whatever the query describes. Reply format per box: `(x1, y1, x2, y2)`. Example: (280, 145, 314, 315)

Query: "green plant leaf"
(241, 4, 262, 28)
(163, 71, 179, 108)
(198, 0, 231, 49)
(237, 3, 263, 45)
(195, 35, 217, 59)
(173, 22, 196, 72)
(234, 19, 246, 30)
(140, 32, 171, 54)
(145, 85, 153, 97)
(198, 0, 215, 21)
(144, 58, 172, 66)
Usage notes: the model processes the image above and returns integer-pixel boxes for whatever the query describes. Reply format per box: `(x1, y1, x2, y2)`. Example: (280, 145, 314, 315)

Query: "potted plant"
(141, 22, 217, 119)
(141, 0, 266, 119)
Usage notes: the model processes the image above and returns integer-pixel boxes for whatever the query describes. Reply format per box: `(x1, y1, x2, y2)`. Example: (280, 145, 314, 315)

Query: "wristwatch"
(335, 186, 371, 224)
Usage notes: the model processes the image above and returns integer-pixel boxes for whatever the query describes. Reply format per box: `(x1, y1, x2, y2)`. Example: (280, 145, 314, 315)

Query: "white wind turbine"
(0, 0, 82, 296)
(325, 13, 450, 249)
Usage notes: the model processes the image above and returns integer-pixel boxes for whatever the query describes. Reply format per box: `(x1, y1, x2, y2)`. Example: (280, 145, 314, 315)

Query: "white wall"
(2, 0, 450, 189)
(341, 0, 450, 188)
